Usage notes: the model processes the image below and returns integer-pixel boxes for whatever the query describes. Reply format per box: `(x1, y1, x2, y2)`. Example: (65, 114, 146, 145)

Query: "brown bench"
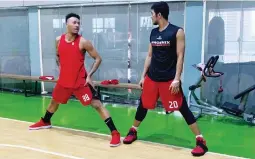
(0, 73, 141, 97)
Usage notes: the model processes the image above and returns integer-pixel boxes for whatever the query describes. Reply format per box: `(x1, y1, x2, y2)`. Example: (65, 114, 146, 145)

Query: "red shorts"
(141, 76, 183, 112)
(52, 83, 93, 106)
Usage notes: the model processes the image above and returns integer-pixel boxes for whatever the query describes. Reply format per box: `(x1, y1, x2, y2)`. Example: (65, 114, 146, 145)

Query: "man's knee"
(47, 99, 60, 112)
(179, 98, 196, 125)
(135, 99, 148, 121)
(50, 99, 60, 106)
(91, 99, 103, 109)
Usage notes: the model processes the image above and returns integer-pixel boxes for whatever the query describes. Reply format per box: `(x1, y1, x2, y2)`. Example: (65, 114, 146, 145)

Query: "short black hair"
(65, 13, 80, 23)
(151, 1, 169, 20)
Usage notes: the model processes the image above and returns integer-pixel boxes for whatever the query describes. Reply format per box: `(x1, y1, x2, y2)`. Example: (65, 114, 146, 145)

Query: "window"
(251, 11, 255, 37)
(208, 9, 241, 63)
(243, 10, 255, 41)
(207, 6, 255, 63)
(53, 18, 65, 29)
(92, 17, 116, 48)
(104, 18, 115, 32)
(242, 9, 255, 58)
(92, 17, 115, 33)
(92, 18, 103, 33)
(140, 16, 153, 30)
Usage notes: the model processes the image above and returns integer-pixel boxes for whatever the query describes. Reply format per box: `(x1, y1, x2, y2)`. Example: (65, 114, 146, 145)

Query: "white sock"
(132, 125, 138, 130)
(196, 134, 203, 139)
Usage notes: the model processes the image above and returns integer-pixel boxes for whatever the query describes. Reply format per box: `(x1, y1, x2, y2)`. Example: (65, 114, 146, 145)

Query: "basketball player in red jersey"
(29, 13, 121, 147)
(123, 2, 208, 157)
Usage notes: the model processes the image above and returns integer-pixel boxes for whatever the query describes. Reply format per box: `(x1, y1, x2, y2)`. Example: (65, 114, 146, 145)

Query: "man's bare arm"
(56, 36, 61, 67)
(174, 29, 185, 81)
(82, 38, 102, 77)
(141, 44, 152, 78)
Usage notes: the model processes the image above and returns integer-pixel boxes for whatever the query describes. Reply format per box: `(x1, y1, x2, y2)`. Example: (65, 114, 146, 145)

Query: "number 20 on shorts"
(169, 100, 179, 109)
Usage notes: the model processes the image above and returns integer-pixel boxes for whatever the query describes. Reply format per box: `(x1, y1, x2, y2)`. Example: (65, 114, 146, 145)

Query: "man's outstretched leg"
(29, 99, 59, 130)
(29, 83, 71, 130)
(90, 99, 121, 147)
(160, 79, 208, 157)
(179, 97, 208, 156)
(123, 75, 158, 144)
(75, 84, 121, 147)
(123, 99, 148, 144)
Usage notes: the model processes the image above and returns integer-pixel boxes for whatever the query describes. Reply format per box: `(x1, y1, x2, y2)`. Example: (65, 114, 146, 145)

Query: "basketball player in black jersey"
(123, 1, 208, 157)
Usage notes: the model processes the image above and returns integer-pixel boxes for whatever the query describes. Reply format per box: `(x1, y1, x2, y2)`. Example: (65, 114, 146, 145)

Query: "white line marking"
(0, 144, 85, 159)
(0, 117, 248, 159)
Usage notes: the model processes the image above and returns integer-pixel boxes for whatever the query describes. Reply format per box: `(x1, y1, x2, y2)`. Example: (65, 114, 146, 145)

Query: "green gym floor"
(0, 92, 254, 159)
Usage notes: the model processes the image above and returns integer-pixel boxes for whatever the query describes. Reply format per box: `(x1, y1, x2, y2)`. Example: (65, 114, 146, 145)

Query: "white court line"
(0, 117, 248, 159)
(0, 144, 85, 159)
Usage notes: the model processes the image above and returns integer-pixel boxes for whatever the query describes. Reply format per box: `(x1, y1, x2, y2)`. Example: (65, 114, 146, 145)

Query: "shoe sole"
(123, 138, 137, 144)
(110, 143, 121, 147)
(191, 151, 207, 157)
(29, 125, 52, 130)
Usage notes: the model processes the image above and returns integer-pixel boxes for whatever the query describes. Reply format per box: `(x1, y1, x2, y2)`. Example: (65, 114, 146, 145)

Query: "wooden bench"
(0, 73, 141, 97)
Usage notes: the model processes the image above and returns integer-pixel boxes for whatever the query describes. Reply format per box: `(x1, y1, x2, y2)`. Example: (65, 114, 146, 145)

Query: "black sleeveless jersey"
(147, 23, 181, 82)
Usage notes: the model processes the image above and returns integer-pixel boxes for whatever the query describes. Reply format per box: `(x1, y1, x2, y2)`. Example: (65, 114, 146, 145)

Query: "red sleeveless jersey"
(57, 34, 87, 88)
